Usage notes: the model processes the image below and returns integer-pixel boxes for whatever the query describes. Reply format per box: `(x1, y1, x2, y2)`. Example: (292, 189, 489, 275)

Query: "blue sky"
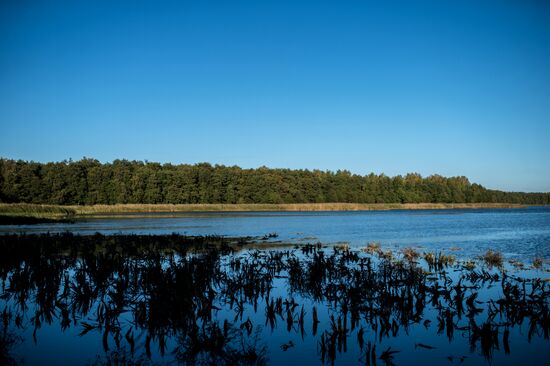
(1, 0, 549, 192)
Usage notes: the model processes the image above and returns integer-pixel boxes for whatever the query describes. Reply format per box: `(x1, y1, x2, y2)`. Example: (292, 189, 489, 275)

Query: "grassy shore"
(0, 202, 529, 222)
(0, 204, 76, 224)
(71, 202, 529, 215)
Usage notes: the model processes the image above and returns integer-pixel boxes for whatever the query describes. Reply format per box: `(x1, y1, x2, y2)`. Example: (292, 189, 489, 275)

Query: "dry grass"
(0, 203, 76, 219)
(334, 243, 350, 251)
(0, 202, 527, 218)
(402, 247, 420, 261)
(361, 242, 382, 254)
(70, 202, 526, 215)
(424, 252, 456, 268)
(482, 250, 504, 268)
(378, 250, 395, 261)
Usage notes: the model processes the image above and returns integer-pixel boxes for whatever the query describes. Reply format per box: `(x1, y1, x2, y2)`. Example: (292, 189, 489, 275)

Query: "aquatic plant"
(361, 242, 381, 254)
(333, 243, 350, 251)
(482, 250, 503, 268)
(401, 247, 420, 262)
(0, 233, 548, 365)
(423, 252, 455, 270)
(462, 260, 476, 270)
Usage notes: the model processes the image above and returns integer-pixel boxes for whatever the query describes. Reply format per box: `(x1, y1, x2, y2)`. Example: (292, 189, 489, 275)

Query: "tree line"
(0, 158, 548, 205)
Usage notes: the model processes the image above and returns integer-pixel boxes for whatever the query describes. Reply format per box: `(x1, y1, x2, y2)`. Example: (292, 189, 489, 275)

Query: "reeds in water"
(0, 233, 548, 365)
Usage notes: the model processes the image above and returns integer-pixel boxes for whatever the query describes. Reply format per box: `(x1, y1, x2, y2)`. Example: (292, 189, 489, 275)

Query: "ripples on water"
(1, 207, 549, 260)
(0, 234, 548, 365)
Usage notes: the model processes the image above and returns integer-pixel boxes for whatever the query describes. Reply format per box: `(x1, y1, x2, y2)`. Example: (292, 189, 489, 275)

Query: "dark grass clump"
(423, 252, 455, 270)
(482, 250, 503, 268)
(533, 257, 544, 269)
(361, 242, 381, 254)
(402, 247, 420, 262)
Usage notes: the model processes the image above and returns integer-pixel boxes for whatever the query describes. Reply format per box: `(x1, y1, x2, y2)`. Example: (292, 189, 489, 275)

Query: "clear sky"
(1, 0, 549, 192)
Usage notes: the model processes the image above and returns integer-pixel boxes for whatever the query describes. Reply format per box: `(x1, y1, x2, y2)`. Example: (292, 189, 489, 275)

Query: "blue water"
(2, 207, 550, 260)
(1, 214, 549, 366)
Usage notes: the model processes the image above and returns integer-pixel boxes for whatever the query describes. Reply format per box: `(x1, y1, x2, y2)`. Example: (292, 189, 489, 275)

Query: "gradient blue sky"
(1, 0, 549, 192)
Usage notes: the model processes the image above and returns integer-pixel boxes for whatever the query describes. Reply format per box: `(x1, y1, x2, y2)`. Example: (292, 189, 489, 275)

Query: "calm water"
(2, 207, 550, 365)
(0, 234, 548, 366)
(2, 207, 550, 260)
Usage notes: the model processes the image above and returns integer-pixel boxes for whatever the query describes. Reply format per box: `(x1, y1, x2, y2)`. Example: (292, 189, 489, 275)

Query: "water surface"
(1, 234, 548, 365)
(2, 207, 549, 260)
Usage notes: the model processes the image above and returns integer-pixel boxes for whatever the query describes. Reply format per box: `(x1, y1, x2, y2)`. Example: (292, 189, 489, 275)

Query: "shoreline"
(0, 202, 534, 223)
(70, 202, 530, 214)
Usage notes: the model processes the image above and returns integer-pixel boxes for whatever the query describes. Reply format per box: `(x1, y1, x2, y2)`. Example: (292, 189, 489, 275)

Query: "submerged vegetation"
(1, 158, 549, 205)
(0, 233, 548, 365)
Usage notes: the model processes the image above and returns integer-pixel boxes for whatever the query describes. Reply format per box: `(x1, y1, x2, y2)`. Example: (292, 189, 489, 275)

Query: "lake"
(2, 206, 549, 260)
(1, 207, 549, 365)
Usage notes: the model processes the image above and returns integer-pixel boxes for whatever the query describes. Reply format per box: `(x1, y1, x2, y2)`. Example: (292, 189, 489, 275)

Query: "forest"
(0, 158, 549, 205)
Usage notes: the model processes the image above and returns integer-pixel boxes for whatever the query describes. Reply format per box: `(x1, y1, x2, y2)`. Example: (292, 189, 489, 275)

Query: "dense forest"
(0, 158, 548, 205)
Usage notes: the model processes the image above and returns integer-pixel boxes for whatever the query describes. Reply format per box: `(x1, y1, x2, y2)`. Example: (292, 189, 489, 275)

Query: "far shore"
(0, 202, 536, 224)
(70, 202, 530, 215)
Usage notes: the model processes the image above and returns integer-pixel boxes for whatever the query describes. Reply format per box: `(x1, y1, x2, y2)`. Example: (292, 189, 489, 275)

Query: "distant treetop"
(0, 158, 548, 205)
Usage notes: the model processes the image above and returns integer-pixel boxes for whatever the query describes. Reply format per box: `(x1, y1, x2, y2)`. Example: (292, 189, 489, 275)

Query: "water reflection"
(0, 233, 548, 365)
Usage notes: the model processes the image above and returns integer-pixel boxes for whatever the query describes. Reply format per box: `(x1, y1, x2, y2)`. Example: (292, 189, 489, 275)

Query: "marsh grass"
(424, 252, 456, 270)
(68, 202, 530, 213)
(1, 233, 548, 365)
(378, 249, 395, 261)
(361, 242, 381, 254)
(0, 202, 529, 225)
(482, 250, 504, 268)
(333, 243, 350, 251)
(0, 203, 76, 223)
(0, 202, 527, 218)
(0, 203, 75, 217)
(402, 247, 420, 262)
(533, 257, 544, 269)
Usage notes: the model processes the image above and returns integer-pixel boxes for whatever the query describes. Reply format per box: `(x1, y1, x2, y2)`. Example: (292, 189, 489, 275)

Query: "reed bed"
(69, 202, 529, 214)
(0, 202, 528, 221)
(0, 233, 548, 365)
(0, 203, 75, 217)
(0, 203, 76, 223)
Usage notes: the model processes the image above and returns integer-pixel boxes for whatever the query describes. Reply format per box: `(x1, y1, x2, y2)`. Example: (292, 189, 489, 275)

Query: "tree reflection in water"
(0, 233, 548, 365)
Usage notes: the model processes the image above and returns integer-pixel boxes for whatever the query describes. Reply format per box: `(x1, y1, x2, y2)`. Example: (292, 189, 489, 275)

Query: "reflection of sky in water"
(2, 207, 549, 260)
(4, 246, 549, 366)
